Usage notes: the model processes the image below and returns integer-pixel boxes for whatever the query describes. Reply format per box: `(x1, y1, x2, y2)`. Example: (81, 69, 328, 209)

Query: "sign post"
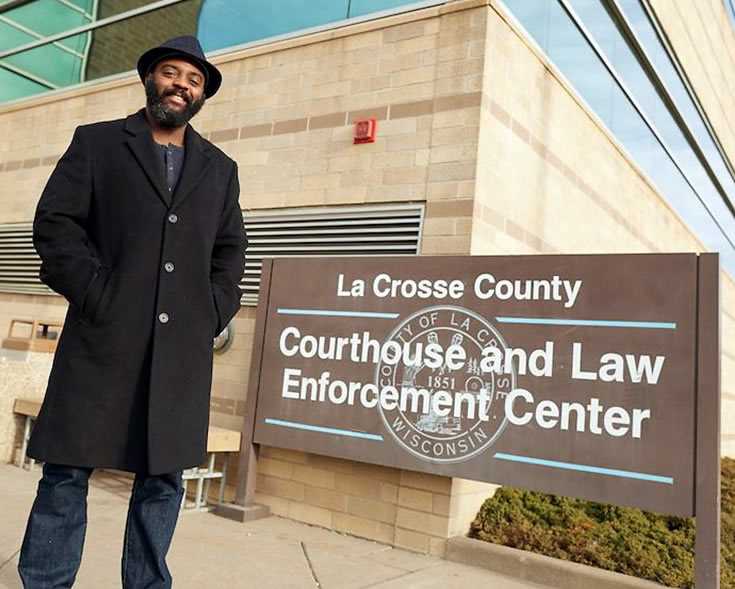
(695, 253, 721, 589)
(214, 259, 274, 522)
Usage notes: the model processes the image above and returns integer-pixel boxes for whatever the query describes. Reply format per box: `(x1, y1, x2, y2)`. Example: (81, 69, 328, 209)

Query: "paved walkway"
(0, 463, 547, 588)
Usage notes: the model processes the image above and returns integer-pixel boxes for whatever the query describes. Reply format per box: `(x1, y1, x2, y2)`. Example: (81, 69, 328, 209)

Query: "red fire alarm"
(354, 118, 377, 144)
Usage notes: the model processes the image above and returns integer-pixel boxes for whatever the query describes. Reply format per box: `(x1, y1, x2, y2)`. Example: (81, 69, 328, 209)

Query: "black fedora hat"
(137, 35, 222, 98)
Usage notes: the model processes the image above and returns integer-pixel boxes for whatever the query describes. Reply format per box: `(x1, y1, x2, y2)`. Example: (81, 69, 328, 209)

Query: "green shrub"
(469, 457, 734, 588)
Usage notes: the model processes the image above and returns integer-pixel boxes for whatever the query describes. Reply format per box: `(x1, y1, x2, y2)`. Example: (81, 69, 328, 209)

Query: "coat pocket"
(80, 265, 113, 324)
(209, 284, 221, 338)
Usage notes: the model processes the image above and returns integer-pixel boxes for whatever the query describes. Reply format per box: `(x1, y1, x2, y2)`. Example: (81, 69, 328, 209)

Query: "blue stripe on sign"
(277, 307, 399, 319)
(495, 317, 676, 329)
(493, 453, 674, 485)
(264, 418, 384, 442)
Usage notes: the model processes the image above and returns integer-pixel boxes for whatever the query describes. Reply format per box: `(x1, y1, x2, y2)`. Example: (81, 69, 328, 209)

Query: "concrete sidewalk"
(0, 463, 549, 589)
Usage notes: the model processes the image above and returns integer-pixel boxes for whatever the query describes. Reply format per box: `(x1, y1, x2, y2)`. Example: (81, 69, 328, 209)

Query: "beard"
(145, 77, 205, 127)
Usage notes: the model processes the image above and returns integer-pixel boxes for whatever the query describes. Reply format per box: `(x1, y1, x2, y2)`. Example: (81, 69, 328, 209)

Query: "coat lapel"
(170, 120, 212, 213)
(124, 108, 170, 208)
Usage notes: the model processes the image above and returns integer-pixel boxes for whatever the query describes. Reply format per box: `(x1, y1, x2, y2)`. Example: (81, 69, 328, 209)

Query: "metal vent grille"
(0, 222, 51, 296)
(241, 204, 425, 306)
(0, 204, 426, 305)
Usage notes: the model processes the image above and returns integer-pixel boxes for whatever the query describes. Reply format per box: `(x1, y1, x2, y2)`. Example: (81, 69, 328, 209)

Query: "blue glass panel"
(502, 0, 735, 273)
(65, 0, 95, 10)
(725, 0, 735, 29)
(0, 68, 47, 101)
(197, 0, 349, 52)
(7, 42, 84, 86)
(348, 0, 416, 17)
(0, 22, 33, 51)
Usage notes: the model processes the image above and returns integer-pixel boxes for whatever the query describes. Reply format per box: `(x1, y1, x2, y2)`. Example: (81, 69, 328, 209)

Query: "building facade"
(1, 0, 733, 555)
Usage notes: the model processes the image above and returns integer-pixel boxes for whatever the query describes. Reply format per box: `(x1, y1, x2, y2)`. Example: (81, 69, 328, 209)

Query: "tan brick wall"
(250, 447, 453, 555)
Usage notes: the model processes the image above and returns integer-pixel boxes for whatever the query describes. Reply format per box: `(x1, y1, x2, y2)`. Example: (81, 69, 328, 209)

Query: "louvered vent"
(0, 204, 425, 304)
(241, 204, 425, 306)
(0, 222, 51, 296)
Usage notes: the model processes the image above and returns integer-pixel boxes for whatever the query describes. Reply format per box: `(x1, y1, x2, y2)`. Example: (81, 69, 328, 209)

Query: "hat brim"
(137, 47, 222, 98)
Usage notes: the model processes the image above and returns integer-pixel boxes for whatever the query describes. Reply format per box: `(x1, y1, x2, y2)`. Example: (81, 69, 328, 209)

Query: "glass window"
(0, 67, 47, 101)
(0, 0, 94, 99)
(1, 0, 429, 104)
(197, 0, 349, 51)
(196, 0, 426, 52)
(502, 0, 735, 274)
(348, 0, 418, 18)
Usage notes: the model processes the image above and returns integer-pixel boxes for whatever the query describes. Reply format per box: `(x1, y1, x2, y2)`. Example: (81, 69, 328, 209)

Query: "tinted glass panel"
(503, 0, 735, 273)
(0, 67, 47, 100)
(197, 0, 349, 51)
(348, 0, 417, 17)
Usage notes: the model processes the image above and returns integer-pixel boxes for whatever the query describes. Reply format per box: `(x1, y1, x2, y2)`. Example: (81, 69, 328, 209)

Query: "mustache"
(163, 90, 190, 103)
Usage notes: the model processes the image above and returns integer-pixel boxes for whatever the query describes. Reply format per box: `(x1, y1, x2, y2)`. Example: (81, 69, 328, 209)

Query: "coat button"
(168, 213, 178, 224)
(158, 312, 169, 324)
(164, 261, 175, 273)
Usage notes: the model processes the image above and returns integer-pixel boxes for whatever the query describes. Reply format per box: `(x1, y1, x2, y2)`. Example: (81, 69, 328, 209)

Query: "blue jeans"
(18, 462, 185, 588)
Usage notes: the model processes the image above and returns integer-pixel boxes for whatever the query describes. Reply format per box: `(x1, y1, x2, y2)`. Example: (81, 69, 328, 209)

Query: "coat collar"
(123, 107, 212, 211)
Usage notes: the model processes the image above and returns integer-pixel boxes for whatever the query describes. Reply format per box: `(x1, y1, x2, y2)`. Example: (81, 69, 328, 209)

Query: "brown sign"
(251, 254, 711, 517)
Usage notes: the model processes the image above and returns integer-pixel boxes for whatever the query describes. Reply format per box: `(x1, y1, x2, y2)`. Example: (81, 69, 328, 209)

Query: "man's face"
(145, 58, 206, 128)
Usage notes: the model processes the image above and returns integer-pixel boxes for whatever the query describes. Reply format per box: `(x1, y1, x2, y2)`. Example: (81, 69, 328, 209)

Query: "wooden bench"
(182, 426, 241, 512)
(12, 398, 241, 513)
(2, 319, 63, 353)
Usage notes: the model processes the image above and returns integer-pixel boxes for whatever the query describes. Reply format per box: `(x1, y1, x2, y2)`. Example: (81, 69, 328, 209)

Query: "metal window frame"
(79, 0, 97, 82)
(54, 0, 94, 20)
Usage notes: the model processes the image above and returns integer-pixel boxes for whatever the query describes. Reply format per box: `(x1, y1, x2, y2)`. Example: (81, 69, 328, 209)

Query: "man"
(18, 36, 247, 588)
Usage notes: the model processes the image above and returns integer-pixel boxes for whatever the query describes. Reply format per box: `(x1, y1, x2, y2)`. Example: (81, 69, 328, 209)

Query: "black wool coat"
(26, 107, 247, 475)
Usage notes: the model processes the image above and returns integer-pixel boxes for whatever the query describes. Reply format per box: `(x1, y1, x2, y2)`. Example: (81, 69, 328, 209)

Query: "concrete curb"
(446, 536, 669, 589)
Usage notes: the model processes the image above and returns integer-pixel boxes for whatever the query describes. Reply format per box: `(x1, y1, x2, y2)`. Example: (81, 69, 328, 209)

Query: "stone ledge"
(445, 536, 668, 589)
(213, 502, 271, 522)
